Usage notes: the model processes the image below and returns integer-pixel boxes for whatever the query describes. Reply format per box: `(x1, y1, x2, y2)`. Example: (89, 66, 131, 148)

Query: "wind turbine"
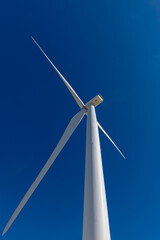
(2, 37, 125, 239)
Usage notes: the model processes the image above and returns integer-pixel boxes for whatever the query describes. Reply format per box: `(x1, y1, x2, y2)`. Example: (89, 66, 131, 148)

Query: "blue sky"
(0, 0, 160, 239)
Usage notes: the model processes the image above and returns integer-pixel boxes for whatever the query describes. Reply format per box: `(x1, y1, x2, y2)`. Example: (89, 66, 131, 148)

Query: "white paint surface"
(83, 105, 111, 240)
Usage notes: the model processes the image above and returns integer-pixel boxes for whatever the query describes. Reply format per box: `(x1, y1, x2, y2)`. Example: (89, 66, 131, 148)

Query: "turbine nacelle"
(84, 94, 103, 111)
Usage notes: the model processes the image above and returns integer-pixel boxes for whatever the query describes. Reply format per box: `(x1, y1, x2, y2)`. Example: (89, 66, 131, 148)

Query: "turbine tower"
(2, 38, 125, 239)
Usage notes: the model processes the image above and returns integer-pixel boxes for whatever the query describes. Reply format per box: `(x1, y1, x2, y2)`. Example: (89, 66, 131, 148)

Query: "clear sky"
(0, 0, 160, 239)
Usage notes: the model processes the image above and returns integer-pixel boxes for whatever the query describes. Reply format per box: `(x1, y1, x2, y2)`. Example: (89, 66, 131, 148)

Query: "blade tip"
(2, 224, 9, 236)
(2, 229, 6, 236)
(120, 152, 126, 159)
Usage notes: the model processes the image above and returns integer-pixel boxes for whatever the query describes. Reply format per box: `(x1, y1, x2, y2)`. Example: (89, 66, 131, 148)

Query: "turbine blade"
(2, 108, 86, 236)
(97, 121, 126, 159)
(31, 37, 85, 109)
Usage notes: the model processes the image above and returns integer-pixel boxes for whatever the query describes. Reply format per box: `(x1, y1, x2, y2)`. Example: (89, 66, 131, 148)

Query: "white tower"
(83, 105, 111, 240)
